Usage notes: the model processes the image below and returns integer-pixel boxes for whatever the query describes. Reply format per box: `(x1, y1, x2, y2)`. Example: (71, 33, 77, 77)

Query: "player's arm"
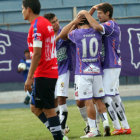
(89, 3, 103, 15)
(24, 43, 42, 91)
(78, 10, 103, 32)
(89, 5, 97, 15)
(27, 47, 41, 79)
(56, 17, 80, 42)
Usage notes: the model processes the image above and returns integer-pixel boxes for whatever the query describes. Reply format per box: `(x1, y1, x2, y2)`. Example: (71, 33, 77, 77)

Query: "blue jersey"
(20, 59, 31, 82)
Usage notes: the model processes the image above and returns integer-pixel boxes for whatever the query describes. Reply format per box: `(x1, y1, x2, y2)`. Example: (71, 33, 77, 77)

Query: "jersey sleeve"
(101, 21, 114, 36)
(68, 30, 76, 43)
(32, 19, 43, 48)
(20, 59, 25, 63)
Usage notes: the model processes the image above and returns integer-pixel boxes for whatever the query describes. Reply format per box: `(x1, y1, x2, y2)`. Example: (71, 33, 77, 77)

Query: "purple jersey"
(101, 20, 121, 69)
(56, 28, 72, 75)
(68, 28, 103, 75)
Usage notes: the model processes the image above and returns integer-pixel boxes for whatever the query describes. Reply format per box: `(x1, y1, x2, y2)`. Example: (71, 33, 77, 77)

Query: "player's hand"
(92, 3, 103, 10)
(24, 77, 33, 92)
(18, 68, 24, 72)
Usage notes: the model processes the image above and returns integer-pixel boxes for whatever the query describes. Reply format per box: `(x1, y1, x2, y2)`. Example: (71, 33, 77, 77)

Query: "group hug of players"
(51, 2, 132, 138)
(22, 0, 131, 139)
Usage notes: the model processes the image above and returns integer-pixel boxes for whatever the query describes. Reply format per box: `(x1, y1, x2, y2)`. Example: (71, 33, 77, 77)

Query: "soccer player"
(22, 0, 65, 140)
(78, 2, 131, 135)
(18, 49, 31, 105)
(57, 16, 109, 138)
(44, 13, 72, 135)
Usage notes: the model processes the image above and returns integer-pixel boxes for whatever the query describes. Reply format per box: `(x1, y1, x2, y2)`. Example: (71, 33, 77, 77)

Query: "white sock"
(103, 96, 121, 129)
(113, 95, 130, 129)
(59, 104, 68, 112)
(100, 112, 109, 128)
(87, 117, 97, 131)
(59, 104, 68, 129)
(78, 106, 88, 123)
(94, 104, 100, 130)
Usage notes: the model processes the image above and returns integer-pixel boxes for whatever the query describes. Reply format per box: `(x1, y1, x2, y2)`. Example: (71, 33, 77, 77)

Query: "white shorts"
(103, 68, 121, 96)
(55, 71, 70, 98)
(74, 75, 105, 100)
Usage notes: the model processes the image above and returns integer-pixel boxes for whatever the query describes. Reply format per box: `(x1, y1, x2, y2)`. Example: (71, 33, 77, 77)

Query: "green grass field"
(0, 100, 140, 140)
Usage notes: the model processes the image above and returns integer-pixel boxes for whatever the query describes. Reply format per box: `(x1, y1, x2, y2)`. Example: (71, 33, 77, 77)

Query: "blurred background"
(0, 0, 140, 105)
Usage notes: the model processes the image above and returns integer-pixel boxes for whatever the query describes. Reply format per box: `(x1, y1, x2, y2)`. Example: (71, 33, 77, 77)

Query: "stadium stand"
(0, 0, 140, 89)
(0, 0, 140, 32)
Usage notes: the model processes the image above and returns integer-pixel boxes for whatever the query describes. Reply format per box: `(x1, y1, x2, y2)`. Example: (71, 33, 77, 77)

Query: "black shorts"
(32, 77, 57, 109)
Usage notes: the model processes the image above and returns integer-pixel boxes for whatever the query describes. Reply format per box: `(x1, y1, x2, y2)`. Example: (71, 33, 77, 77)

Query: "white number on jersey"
(81, 37, 98, 58)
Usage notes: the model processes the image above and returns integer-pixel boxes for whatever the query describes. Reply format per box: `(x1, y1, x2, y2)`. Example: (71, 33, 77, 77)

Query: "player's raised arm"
(78, 10, 103, 32)
(89, 3, 103, 15)
(56, 17, 80, 41)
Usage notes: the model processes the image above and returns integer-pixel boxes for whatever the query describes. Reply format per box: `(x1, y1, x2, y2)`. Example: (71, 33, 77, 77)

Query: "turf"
(0, 100, 140, 140)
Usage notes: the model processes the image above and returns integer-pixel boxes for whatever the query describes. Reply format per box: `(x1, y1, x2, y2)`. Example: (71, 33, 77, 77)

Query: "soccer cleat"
(84, 125, 90, 134)
(111, 128, 123, 135)
(96, 130, 102, 137)
(122, 128, 131, 134)
(63, 135, 69, 140)
(104, 126, 111, 136)
(80, 129, 98, 138)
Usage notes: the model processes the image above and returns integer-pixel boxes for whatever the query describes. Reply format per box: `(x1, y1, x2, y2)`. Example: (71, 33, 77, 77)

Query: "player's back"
(68, 27, 103, 75)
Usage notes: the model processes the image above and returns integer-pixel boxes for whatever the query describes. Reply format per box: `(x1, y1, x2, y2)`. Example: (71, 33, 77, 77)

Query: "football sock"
(94, 104, 100, 130)
(100, 112, 109, 128)
(59, 104, 68, 129)
(78, 106, 88, 123)
(38, 112, 50, 130)
(87, 117, 97, 130)
(103, 96, 121, 129)
(113, 95, 130, 129)
(48, 116, 63, 140)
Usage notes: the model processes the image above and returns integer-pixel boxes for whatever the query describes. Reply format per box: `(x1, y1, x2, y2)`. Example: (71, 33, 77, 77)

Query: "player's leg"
(30, 104, 50, 130)
(56, 71, 70, 135)
(75, 76, 89, 134)
(54, 98, 60, 115)
(80, 99, 98, 138)
(93, 75, 110, 136)
(103, 69, 123, 135)
(93, 103, 101, 135)
(76, 75, 98, 138)
(35, 77, 63, 140)
(76, 100, 90, 134)
(30, 83, 50, 130)
(112, 92, 131, 134)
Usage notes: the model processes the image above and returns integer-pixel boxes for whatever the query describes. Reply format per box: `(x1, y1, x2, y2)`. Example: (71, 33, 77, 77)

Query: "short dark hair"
(97, 3, 113, 18)
(24, 49, 30, 54)
(44, 13, 56, 21)
(22, 0, 41, 14)
(78, 18, 89, 26)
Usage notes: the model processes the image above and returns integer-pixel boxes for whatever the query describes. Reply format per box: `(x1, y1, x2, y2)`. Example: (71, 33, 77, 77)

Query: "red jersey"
(27, 16, 58, 78)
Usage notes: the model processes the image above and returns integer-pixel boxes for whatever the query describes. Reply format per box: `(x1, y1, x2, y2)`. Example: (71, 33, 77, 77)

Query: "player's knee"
(30, 105, 42, 116)
(95, 99, 106, 113)
(76, 100, 85, 108)
(58, 96, 66, 105)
